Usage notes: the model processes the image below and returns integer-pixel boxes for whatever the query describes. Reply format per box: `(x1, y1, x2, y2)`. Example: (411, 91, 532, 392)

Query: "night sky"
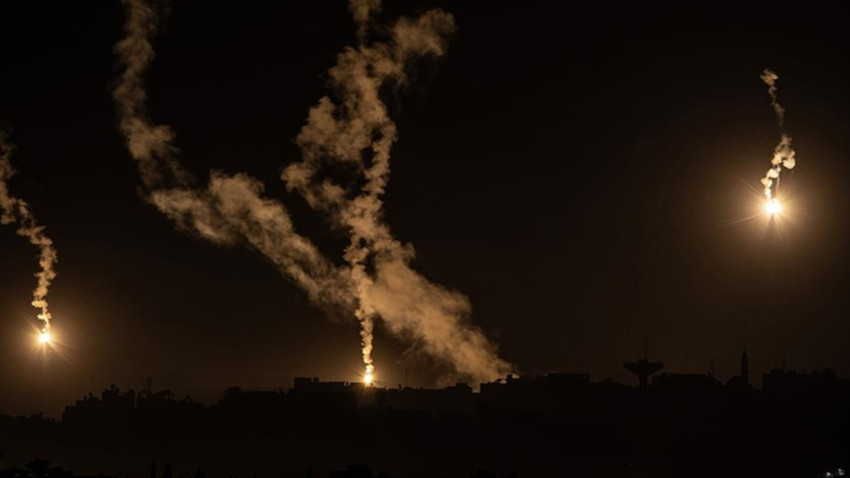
(2, 2, 850, 417)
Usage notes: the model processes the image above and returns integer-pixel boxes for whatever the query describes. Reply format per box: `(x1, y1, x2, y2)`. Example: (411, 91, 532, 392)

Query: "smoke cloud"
(759, 69, 796, 201)
(284, 6, 512, 382)
(0, 133, 58, 333)
(114, 0, 351, 309)
(760, 68, 785, 128)
(349, 0, 381, 40)
(114, 0, 514, 384)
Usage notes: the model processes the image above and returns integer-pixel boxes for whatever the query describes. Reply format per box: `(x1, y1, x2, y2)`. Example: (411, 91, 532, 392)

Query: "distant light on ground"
(364, 371, 374, 386)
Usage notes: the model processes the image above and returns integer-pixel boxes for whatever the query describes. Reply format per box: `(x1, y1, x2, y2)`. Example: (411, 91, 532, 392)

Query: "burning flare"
(285, 1, 514, 383)
(113, 0, 514, 385)
(0, 133, 58, 336)
(38, 330, 52, 345)
(759, 69, 796, 211)
(765, 198, 782, 216)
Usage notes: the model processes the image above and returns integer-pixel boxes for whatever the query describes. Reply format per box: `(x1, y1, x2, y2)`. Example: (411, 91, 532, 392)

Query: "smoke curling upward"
(0, 133, 58, 334)
(285, 3, 513, 383)
(760, 69, 785, 128)
(114, 0, 354, 323)
(759, 69, 796, 203)
(349, 0, 381, 40)
(114, 0, 513, 384)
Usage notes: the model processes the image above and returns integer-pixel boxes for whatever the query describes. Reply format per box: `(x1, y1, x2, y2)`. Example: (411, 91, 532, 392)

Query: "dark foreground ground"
(1, 371, 848, 477)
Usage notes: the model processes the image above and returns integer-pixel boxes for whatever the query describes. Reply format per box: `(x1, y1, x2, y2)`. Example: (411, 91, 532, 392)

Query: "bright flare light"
(765, 199, 782, 216)
(37, 330, 52, 345)
(364, 371, 374, 386)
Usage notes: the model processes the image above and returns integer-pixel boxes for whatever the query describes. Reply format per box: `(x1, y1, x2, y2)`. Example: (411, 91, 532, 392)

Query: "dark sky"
(2, 2, 850, 416)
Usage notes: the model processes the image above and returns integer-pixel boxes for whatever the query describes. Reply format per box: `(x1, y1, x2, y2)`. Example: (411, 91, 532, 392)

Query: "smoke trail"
(284, 8, 514, 382)
(760, 69, 785, 128)
(0, 133, 58, 333)
(114, 0, 514, 384)
(114, 0, 351, 309)
(349, 0, 381, 40)
(759, 69, 796, 201)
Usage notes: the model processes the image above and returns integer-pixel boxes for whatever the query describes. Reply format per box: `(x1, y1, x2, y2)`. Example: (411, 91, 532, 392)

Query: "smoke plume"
(760, 68, 785, 128)
(0, 133, 58, 333)
(759, 69, 796, 201)
(114, 0, 514, 384)
(349, 0, 381, 40)
(114, 0, 351, 308)
(284, 6, 512, 382)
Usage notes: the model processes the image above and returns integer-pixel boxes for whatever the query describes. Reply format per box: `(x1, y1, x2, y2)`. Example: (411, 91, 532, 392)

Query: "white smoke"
(114, 0, 351, 309)
(759, 69, 796, 200)
(0, 133, 58, 333)
(285, 7, 512, 383)
(114, 0, 514, 384)
(760, 68, 785, 128)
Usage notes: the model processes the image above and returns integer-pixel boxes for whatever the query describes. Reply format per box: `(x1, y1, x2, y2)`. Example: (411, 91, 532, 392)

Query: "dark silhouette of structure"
(623, 337, 663, 389)
(3, 354, 850, 478)
(725, 350, 753, 391)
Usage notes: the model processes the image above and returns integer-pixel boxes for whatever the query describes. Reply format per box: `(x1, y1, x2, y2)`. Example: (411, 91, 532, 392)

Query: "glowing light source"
(37, 330, 52, 345)
(364, 371, 374, 386)
(765, 199, 782, 216)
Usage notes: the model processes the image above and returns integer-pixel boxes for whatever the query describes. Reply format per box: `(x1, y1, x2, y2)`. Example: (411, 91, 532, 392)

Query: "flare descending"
(759, 69, 796, 211)
(285, 2, 512, 383)
(765, 198, 782, 216)
(113, 0, 514, 384)
(0, 133, 58, 337)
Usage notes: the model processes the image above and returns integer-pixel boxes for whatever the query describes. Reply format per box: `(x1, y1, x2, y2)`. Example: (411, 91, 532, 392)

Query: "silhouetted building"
(726, 350, 752, 391)
(379, 383, 474, 414)
(290, 377, 376, 412)
(762, 368, 850, 395)
(293, 377, 350, 393)
(5, 363, 850, 478)
(479, 373, 594, 414)
(624, 359, 663, 390)
(623, 337, 663, 389)
(652, 373, 721, 392)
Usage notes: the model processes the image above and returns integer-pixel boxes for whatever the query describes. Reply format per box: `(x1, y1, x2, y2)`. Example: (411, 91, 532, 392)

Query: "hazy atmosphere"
(3, 1, 850, 419)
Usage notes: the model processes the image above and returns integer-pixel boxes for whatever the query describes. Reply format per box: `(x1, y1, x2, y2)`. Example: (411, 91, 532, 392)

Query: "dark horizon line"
(6, 363, 847, 420)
